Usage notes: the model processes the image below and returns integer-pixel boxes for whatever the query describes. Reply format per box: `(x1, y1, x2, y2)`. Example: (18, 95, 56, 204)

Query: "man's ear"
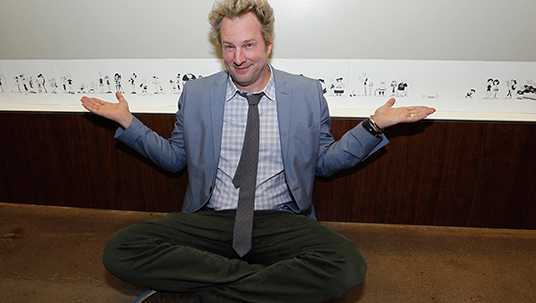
(266, 34, 274, 54)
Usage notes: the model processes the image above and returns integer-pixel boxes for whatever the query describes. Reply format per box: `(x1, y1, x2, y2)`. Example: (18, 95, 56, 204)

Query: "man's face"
(220, 12, 273, 93)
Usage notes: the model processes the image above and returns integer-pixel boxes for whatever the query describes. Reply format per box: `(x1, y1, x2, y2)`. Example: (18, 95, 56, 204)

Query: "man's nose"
(234, 48, 246, 65)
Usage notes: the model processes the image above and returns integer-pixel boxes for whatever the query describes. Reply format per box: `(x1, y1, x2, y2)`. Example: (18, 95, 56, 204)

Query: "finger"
(383, 97, 396, 108)
(115, 91, 129, 106)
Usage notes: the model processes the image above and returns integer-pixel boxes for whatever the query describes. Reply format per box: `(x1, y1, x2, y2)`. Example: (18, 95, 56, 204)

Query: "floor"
(1, 202, 535, 303)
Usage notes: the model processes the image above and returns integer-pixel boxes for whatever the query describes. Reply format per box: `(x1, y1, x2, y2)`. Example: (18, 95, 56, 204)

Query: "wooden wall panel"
(1, 112, 535, 229)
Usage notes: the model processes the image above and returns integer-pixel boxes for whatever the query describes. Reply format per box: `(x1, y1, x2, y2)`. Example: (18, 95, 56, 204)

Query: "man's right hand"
(81, 91, 133, 129)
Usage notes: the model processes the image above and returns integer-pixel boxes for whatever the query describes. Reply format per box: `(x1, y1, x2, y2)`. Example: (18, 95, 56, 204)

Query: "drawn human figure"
(390, 80, 398, 96)
(358, 73, 368, 96)
(98, 72, 106, 93)
(78, 83, 88, 94)
(506, 79, 517, 98)
(49, 78, 58, 94)
(153, 76, 165, 94)
(170, 73, 181, 94)
(0, 74, 5, 93)
(105, 75, 112, 93)
(36, 74, 47, 93)
(87, 82, 96, 93)
(114, 73, 125, 94)
(492, 79, 500, 98)
(170, 73, 182, 95)
(22, 74, 36, 93)
(139, 78, 149, 96)
(465, 89, 476, 98)
(376, 80, 387, 96)
(331, 77, 345, 96)
(28, 76, 36, 93)
(397, 79, 408, 97)
(20, 74, 30, 93)
(129, 73, 137, 94)
(65, 74, 75, 94)
(60, 76, 68, 93)
(485, 78, 493, 98)
(182, 73, 197, 88)
(13, 76, 22, 93)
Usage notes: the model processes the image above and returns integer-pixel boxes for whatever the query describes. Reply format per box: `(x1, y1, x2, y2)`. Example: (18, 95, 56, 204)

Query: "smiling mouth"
(234, 65, 251, 73)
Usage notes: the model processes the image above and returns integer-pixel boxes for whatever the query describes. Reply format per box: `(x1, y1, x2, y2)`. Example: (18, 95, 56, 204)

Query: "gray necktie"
(232, 91, 264, 257)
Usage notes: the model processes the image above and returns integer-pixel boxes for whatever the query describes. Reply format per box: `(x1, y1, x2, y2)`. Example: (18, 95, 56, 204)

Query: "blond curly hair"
(208, 0, 275, 48)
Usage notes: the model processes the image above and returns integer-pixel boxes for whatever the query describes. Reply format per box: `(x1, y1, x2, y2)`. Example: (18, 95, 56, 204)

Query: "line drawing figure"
(49, 78, 58, 93)
(129, 73, 138, 94)
(28, 76, 36, 93)
(0, 74, 5, 93)
(170, 73, 180, 95)
(390, 80, 397, 96)
(397, 79, 408, 97)
(13, 76, 22, 93)
(139, 78, 149, 96)
(465, 88, 476, 98)
(105, 75, 112, 93)
(114, 73, 124, 94)
(358, 73, 368, 96)
(153, 76, 165, 94)
(485, 78, 494, 98)
(376, 80, 387, 96)
(182, 73, 197, 88)
(21, 74, 30, 93)
(61, 74, 75, 94)
(517, 80, 536, 100)
(170, 73, 182, 95)
(98, 72, 106, 93)
(36, 74, 47, 93)
(78, 83, 88, 94)
(368, 81, 374, 96)
(492, 79, 500, 98)
(330, 77, 345, 96)
(506, 79, 517, 98)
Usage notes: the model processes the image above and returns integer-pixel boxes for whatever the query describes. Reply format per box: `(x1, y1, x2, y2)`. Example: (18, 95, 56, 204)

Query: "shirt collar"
(225, 64, 276, 102)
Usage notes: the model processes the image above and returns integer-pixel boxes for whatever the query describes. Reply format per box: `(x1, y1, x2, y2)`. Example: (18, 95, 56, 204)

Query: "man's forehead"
(220, 14, 263, 41)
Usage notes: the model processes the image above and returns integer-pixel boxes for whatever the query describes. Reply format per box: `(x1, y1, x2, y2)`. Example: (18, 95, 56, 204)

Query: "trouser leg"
(103, 210, 366, 303)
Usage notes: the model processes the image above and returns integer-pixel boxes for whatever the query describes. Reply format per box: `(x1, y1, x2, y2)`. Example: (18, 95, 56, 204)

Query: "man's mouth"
(234, 64, 251, 73)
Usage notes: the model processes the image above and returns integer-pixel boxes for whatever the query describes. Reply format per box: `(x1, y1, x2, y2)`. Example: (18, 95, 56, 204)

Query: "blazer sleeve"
(114, 105, 187, 174)
(314, 81, 389, 177)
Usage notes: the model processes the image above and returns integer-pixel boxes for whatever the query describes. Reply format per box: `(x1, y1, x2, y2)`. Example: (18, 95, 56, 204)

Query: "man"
(81, 0, 435, 302)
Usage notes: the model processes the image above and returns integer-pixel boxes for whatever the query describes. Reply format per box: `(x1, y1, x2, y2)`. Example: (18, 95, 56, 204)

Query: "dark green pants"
(103, 210, 366, 303)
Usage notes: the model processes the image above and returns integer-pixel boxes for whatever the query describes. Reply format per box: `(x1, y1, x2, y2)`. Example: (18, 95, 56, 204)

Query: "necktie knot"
(239, 91, 264, 106)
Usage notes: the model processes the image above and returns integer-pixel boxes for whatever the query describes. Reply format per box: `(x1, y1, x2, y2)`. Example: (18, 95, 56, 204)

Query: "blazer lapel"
(274, 70, 292, 163)
(209, 72, 229, 166)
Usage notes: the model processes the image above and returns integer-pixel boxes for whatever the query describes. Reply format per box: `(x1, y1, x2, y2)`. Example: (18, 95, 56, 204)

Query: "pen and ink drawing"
(517, 80, 536, 100)
(153, 76, 165, 95)
(114, 73, 125, 94)
(349, 69, 410, 99)
(464, 78, 535, 101)
(465, 89, 476, 98)
(358, 73, 369, 96)
(0, 74, 5, 93)
(129, 73, 138, 94)
(506, 79, 517, 98)
(330, 77, 346, 96)
(170, 74, 182, 95)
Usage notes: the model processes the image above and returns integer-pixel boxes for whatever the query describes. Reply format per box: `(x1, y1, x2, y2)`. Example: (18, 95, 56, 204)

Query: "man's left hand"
(372, 98, 436, 129)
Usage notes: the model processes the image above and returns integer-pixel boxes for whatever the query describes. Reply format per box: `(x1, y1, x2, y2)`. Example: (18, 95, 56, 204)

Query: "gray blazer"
(116, 68, 388, 219)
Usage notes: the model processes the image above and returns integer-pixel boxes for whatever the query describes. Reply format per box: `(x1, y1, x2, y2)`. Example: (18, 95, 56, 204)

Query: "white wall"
(1, 0, 535, 61)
